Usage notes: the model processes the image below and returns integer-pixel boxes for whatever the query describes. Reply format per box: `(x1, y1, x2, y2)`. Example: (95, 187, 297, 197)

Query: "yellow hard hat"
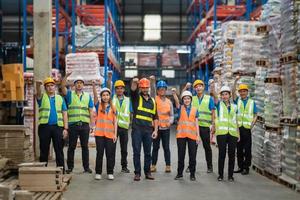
(43, 77, 55, 86)
(238, 84, 249, 91)
(114, 80, 125, 88)
(193, 79, 204, 88)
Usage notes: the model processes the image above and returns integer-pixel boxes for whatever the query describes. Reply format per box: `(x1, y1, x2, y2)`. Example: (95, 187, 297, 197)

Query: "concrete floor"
(63, 127, 300, 200)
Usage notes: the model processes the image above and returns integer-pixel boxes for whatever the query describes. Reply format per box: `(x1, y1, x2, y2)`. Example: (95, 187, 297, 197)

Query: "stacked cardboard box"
(19, 167, 64, 192)
(0, 63, 25, 101)
(0, 125, 33, 169)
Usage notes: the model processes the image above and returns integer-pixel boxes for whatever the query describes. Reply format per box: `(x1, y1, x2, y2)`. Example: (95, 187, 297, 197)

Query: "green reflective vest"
(237, 98, 254, 129)
(112, 95, 130, 129)
(68, 91, 90, 123)
(192, 94, 212, 127)
(216, 101, 238, 138)
(39, 93, 64, 127)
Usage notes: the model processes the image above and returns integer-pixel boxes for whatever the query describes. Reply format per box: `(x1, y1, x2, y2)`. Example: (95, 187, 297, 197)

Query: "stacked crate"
(0, 64, 24, 101)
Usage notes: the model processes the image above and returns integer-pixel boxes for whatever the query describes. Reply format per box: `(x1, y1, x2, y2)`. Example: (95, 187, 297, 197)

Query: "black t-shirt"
(130, 89, 158, 128)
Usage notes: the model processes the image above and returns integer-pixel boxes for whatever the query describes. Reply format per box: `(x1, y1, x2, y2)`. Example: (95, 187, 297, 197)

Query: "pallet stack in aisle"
(24, 72, 34, 145)
(252, 121, 266, 170)
(0, 125, 33, 169)
(280, 0, 299, 119)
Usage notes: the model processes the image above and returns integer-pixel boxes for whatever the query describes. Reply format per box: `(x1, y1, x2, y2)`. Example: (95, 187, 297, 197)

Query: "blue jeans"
(132, 126, 153, 175)
(152, 129, 171, 166)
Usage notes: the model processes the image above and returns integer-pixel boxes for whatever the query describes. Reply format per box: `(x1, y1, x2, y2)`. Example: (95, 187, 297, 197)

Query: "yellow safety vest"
(237, 98, 254, 129)
(112, 95, 130, 129)
(192, 94, 212, 127)
(216, 101, 238, 138)
(68, 91, 90, 123)
(39, 93, 64, 127)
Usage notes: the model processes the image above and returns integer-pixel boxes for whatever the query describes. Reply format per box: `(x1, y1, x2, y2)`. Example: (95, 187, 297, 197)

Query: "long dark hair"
(99, 93, 116, 114)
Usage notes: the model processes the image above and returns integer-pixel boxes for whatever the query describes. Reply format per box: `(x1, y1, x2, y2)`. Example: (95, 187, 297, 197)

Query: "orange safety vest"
(94, 106, 116, 139)
(176, 105, 197, 141)
(155, 96, 171, 128)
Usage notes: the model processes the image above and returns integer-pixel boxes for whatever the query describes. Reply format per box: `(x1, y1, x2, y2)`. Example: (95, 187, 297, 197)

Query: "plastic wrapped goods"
(297, 63, 300, 118)
(281, 63, 298, 118)
(73, 25, 105, 49)
(254, 67, 267, 117)
(252, 121, 266, 169)
(65, 52, 103, 84)
(264, 83, 282, 127)
(281, 125, 298, 181)
(221, 21, 264, 40)
(264, 129, 282, 176)
(261, 0, 281, 21)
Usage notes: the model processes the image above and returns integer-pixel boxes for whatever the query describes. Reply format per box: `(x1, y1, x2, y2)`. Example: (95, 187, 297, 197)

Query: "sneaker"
(228, 176, 234, 182)
(145, 173, 155, 180)
(150, 165, 157, 173)
(134, 174, 141, 181)
(185, 167, 190, 173)
(121, 167, 130, 173)
(107, 174, 114, 180)
(217, 176, 223, 181)
(234, 168, 243, 173)
(84, 168, 93, 174)
(190, 174, 196, 181)
(66, 169, 73, 174)
(95, 174, 102, 180)
(241, 169, 249, 175)
(165, 165, 171, 173)
(174, 174, 183, 180)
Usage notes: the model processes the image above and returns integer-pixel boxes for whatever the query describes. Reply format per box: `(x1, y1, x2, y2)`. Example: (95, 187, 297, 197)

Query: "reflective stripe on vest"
(192, 95, 212, 127)
(216, 102, 238, 138)
(135, 96, 156, 122)
(155, 96, 171, 128)
(176, 105, 197, 140)
(39, 93, 64, 127)
(68, 91, 90, 123)
(237, 98, 254, 129)
(94, 106, 115, 139)
(112, 95, 130, 129)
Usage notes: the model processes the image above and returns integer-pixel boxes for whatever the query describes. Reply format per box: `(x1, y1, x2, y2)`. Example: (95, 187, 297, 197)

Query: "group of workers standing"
(35, 73, 257, 182)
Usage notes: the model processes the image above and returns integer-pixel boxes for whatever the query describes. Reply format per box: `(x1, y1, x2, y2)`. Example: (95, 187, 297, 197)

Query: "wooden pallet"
(265, 77, 282, 84)
(257, 25, 269, 34)
(265, 123, 281, 130)
(278, 175, 299, 192)
(280, 117, 298, 126)
(252, 165, 265, 176)
(264, 170, 280, 182)
(0, 176, 19, 190)
(233, 71, 256, 76)
(257, 115, 265, 123)
(256, 59, 270, 67)
(280, 52, 298, 64)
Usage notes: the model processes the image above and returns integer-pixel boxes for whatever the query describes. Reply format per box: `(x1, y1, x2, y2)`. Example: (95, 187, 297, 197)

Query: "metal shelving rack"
(186, 0, 267, 89)
(23, 0, 122, 84)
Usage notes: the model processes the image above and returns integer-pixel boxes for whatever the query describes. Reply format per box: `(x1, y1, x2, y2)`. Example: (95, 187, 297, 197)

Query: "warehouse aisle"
(64, 127, 299, 200)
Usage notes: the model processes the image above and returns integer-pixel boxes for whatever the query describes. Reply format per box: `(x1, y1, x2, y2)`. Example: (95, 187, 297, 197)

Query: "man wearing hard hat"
(111, 80, 132, 173)
(232, 78, 258, 175)
(61, 72, 94, 174)
(35, 77, 68, 170)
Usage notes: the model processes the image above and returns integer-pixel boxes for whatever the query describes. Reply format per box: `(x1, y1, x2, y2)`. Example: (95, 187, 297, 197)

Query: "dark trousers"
(217, 134, 238, 178)
(117, 126, 129, 168)
(131, 126, 153, 175)
(237, 127, 252, 170)
(38, 124, 65, 169)
(151, 129, 171, 166)
(95, 136, 116, 174)
(199, 126, 213, 169)
(177, 138, 197, 176)
(67, 123, 90, 170)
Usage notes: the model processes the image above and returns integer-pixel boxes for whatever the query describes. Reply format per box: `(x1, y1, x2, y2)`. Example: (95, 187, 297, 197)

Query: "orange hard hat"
(138, 78, 150, 88)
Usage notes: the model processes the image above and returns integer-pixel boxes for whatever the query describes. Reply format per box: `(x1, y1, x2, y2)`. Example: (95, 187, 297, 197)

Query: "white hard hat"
(74, 76, 85, 84)
(100, 87, 111, 95)
(220, 85, 231, 94)
(181, 90, 193, 99)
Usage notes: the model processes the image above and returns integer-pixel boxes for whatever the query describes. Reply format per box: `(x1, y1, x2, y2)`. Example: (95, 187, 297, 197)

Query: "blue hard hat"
(156, 80, 168, 89)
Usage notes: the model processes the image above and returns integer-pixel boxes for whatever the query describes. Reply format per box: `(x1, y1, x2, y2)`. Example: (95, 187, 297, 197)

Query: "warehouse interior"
(0, 0, 300, 199)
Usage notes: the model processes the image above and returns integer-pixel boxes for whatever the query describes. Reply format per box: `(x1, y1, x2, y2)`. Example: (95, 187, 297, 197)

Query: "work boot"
(145, 173, 155, 180)
(207, 167, 213, 173)
(174, 174, 183, 180)
(241, 168, 249, 175)
(190, 174, 196, 181)
(66, 169, 73, 174)
(228, 176, 235, 182)
(84, 168, 93, 174)
(185, 167, 190, 173)
(134, 174, 141, 181)
(165, 165, 171, 173)
(217, 176, 223, 181)
(150, 165, 157, 173)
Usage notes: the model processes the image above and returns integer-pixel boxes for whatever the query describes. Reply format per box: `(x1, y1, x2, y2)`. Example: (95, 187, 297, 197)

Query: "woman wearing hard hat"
(93, 85, 118, 181)
(213, 85, 240, 182)
(172, 88, 200, 181)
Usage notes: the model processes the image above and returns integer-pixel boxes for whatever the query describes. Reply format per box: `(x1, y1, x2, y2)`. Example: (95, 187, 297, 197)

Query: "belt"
(72, 122, 88, 126)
